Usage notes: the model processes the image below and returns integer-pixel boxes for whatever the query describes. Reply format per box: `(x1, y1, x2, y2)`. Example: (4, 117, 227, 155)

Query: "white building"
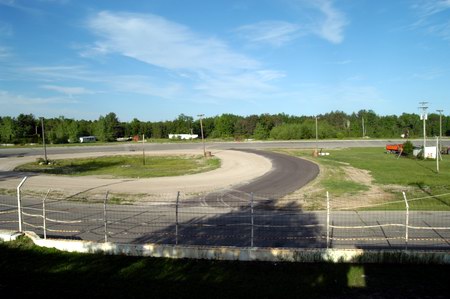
(168, 134, 198, 140)
(79, 136, 96, 143)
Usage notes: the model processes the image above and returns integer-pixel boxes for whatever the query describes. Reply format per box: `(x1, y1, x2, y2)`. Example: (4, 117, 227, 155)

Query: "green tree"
(0, 116, 16, 143)
(253, 123, 269, 140)
(212, 114, 240, 138)
(16, 114, 37, 143)
(95, 112, 120, 142)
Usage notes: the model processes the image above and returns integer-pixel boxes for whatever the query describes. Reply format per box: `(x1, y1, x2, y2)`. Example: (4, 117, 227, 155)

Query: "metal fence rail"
(1, 179, 449, 251)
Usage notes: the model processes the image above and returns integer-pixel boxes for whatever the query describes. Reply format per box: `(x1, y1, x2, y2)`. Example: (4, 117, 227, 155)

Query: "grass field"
(282, 148, 450, 210)
(14, 155, 220, 178)
(0, 236, 448, 299)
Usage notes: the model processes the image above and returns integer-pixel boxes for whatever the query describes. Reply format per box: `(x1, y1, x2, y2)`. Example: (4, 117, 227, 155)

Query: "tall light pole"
(40, 117, 48, 164)
(198, 114, 206, 157)
(142, 133, 145, 165)
(437, 109, 443, 143)
(419, 101, 428, 155)
(315, 116, 319, 150)
(362, 116, 365, 138)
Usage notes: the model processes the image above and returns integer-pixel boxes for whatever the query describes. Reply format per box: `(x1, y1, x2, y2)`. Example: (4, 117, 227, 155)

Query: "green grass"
(320, 148, 450, 189)
(0, 236, 448, 299)
(14, 155, 220, 178)
(319, 148, 450, 210)
(322, 179, 370, 195)
(281, 148, 450, 210)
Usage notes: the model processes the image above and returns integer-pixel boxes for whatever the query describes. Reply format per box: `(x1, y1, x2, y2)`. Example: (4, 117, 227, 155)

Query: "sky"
(0, 0, 449, 122)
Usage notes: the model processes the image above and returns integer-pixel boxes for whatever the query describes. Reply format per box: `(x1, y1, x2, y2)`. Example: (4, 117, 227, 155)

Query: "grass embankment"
(14, 155, 220, 178)
(283, 148, 450, 210)
(0, 236, 448, 299)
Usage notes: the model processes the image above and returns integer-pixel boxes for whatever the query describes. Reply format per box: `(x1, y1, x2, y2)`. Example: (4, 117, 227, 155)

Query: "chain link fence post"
(326, 191, 330, 249)
(250, 192, 254, 248)
(42, 189, 51, 240)
(104, 191, 109, 243)
(175, 191, 180, 245)
(16, 176, 28, 232)
(403, 191, 409, 250)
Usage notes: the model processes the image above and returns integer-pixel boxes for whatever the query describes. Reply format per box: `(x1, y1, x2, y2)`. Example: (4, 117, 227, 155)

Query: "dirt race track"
(0, 149, 274, 196)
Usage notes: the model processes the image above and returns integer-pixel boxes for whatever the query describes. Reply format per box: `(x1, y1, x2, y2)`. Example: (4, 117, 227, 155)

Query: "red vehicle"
(386, 144, 403, 154)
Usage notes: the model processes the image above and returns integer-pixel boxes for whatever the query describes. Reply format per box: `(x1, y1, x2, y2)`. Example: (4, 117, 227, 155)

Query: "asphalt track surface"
(202, 149, 319, 207)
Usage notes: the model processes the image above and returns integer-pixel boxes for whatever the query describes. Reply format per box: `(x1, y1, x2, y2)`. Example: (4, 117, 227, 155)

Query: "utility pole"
(419, 101, 428, 157)
(437, 109, 443, 150)
(315, 116, 319, 150)
(362, 116, 365, 138)
(198, 114, 206, 157)
(142, 133, 145, 165)
(41, 117, 48, 164)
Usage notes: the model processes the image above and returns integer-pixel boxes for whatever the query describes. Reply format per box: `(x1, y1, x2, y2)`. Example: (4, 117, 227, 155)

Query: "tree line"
(0, 110, 448, 144)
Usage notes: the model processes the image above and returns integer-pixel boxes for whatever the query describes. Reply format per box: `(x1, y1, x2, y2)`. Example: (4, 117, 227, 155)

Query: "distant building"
(79, 136, 96, 143)
(168, 134, 198, 140)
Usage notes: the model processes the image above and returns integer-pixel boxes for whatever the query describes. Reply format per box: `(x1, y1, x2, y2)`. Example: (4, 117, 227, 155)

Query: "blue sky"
(0, 0, 449, 121)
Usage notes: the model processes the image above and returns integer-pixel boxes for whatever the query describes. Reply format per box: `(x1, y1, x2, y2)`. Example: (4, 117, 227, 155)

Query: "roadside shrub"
(402, 141, 414, 156)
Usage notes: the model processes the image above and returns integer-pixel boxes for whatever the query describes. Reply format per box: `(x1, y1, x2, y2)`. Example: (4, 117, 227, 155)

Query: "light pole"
(362, 116, 365, 138)
(142, 133, 145, 165)
(315, 116, 319, 151)
(437, 109, 443, 145)
(198, 114, 206, 157)
(419, 102, 428, 156)
(40, 117, 48, 164)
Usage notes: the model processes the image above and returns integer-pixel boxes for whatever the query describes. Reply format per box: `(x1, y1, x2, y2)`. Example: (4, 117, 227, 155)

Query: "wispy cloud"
(311, 0, 349, 44)
(40, 84, 95, 96)
(0, 46, 12, 59)
(0, 0, 44, 15)
(84, 11, 260, 74)
(410, 0, 450, 41)
(412, 0, 450, 17)
(21, 65, 94, 82)
(235, 21, 302, 47)
(81, 11, 284, 102)
(237, 0, 348, 46)
(194, 70, 285, 101)
(0, 89, 79, 105)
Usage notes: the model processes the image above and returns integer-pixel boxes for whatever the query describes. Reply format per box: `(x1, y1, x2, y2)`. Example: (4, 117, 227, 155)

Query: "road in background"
(1, 139, 449, 158)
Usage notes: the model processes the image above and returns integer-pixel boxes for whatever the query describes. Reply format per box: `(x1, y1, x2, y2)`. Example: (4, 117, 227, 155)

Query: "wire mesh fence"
(1, 183, 450, 251)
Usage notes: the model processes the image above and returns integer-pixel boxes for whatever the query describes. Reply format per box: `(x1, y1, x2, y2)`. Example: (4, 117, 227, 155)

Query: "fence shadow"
(130, 193, 325, 248)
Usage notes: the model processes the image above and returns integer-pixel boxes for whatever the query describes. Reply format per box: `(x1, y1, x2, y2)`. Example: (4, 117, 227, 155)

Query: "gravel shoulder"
(0, 149, 272, 196)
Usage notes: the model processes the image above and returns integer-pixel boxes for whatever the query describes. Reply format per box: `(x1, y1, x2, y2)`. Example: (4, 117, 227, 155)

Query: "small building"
(168, 134, 199, 140)
(413, 146, 438, 159)
(79, 136, 96, 143)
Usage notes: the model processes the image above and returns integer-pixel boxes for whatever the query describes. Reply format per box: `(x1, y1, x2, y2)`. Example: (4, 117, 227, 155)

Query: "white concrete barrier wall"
(1, 230, 449, 264)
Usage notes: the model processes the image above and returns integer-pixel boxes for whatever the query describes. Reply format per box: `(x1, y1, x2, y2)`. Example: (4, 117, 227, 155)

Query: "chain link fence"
(1, 178, 449, 251)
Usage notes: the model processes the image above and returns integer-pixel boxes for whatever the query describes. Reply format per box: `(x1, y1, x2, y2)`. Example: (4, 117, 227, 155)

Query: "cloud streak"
(235, 21, 302, 47)
(40, 84, 95, 96)
(0, 89, 79, 105)
(410, 0, 450, 41)
(82, 11, 285, 102)
(84, 11, 260, 74)
(237, 0, 348, 46)
(311, 0, 348, 44)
